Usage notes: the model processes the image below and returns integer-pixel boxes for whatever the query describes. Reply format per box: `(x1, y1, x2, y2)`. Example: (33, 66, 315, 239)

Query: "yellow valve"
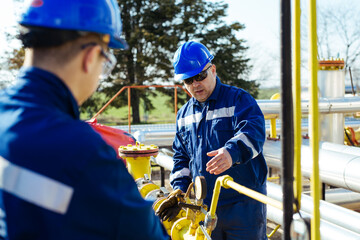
(139, 183, 159, 198)
(171, 218, 191, 240)
(119, 142, 159, 180)
(125, 156, 152, 180)
(153, 198, 187, 235)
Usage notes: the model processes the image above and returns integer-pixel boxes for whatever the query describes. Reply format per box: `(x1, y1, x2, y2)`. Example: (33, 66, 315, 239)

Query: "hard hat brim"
(174, 60, 210, 81)
(109, 36, 128, 50)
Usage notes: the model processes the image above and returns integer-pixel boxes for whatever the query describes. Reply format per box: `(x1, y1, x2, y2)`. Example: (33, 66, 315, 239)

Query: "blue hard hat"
(19, 0, 128, 49)
(173, 41, 214, 81)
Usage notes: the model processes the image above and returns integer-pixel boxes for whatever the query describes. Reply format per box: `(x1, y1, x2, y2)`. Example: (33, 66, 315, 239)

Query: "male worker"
(0, 0, 168, 239)
(157, 41, 268, 239)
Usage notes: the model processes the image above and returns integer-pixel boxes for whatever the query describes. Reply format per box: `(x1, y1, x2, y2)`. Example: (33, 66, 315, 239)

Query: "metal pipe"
(150, 153, 174, 171)
(264, 140, 360, 193)
(224, 178, 283, 210)
(309, 0, 321, 231)
(267, 182, 360, 235)
(258, 97, 360, 117)
(267, 205, 360, 239)
(293, 0, 302, 211)
(280, 0, 294, 238)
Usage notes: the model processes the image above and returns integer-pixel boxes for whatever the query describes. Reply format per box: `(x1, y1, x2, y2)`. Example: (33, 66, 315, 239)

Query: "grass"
(83, 87, 279, 125)
(85, 91, 185, 125)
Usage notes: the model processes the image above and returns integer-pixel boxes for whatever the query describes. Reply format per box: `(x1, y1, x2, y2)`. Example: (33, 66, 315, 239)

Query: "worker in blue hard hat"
(156, 41, 268, 239)
(0, 0, 168, 239)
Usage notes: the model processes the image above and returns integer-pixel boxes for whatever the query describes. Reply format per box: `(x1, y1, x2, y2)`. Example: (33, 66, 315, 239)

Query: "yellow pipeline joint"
(269, 93, 280, 140)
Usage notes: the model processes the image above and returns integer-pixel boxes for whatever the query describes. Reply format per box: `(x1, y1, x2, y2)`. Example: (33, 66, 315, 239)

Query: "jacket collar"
(18, 67, 80, 119)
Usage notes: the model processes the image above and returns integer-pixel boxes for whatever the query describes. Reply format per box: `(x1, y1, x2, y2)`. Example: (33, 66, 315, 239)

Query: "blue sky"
(1, 0, 358, 88)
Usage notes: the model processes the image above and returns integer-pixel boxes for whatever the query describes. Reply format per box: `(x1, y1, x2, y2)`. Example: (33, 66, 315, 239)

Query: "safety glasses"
(81, 42, 117, 79)
(183, 64, 212, 85)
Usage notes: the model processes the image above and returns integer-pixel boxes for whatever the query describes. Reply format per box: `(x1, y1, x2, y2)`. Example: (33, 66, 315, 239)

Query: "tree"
(5, 0, 256, 123)
(94, 0, 255, 123)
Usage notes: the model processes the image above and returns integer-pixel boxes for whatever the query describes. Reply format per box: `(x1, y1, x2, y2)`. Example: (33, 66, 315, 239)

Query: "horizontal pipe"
(267, 182, 360, 235)
(264, 140, 360, 192)
(151, 152, 174, 171)
(258, 97, 360, 116)
(224, 178, 283, 210)
(267, 205, 360, 239)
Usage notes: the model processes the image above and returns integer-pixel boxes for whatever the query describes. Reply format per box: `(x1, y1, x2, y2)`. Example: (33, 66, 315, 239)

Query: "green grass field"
(83, 87, 280, 125)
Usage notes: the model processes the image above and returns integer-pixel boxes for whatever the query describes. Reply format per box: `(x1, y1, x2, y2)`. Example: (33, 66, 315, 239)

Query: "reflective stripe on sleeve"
(231, 133, 259, 159)
(0, 156, 73, 214)
(206, 106, 235, 121)
(177, 113, 202, 129)
(170, 168, 191, 182)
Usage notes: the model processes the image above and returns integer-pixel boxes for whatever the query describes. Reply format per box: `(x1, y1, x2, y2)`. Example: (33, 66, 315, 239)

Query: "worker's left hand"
(206, 148, 232, 175)
(155, 189, 185, 222)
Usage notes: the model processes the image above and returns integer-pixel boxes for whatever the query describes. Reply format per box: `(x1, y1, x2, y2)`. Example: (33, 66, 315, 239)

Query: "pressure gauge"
(194, 176, 207, 200)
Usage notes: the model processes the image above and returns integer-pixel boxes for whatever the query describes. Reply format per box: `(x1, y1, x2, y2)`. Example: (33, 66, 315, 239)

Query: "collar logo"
(31, 0, 43, 7)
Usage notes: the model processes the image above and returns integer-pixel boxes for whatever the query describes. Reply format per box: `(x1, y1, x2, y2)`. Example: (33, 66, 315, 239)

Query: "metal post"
(280, 0, 294, 239)
(174, 87, 178, 122)
(128, 87, 131, 133)
(293, 0, 302, 211)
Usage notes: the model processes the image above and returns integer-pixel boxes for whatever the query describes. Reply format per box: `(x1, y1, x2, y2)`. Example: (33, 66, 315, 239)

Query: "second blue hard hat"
(173, 41, 214, 81)
(19, 0, 128, 49)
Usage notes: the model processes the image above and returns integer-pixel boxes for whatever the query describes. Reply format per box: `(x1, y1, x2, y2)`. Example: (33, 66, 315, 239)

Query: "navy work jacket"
(0, 67, 168, 240)
(171, 77, 268, 207)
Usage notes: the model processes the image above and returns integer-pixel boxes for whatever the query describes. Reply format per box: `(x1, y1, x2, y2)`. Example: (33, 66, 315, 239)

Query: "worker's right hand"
(156, 189, 184, 222)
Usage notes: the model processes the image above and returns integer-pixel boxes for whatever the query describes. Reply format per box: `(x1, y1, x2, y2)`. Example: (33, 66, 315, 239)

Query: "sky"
(1, 0, 359, 88)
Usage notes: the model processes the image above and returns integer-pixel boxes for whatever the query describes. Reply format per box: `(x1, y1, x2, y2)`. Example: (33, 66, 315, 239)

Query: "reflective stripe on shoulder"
(0, 156, 73, 214)
(206, 106, 235, 121)
(231, 133, 259, 159)
(177, 113, 202, 129)
(170, 168, 191, 182)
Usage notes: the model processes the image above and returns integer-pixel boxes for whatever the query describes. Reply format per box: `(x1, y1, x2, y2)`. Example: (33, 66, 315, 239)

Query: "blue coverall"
(0, 67, 168, 240)
(171, 77, 268, 240)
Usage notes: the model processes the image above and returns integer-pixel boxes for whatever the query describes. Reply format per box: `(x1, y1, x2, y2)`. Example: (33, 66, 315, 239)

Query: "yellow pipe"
(309, 0, 321, 239)
(293, 0, 302, 212)
(270, 93, 280, 138)
(209, 176, 227, 217)
(267, 224, 281, 238)
(223, 178, 283, 210)
(125, 156, 151, 180)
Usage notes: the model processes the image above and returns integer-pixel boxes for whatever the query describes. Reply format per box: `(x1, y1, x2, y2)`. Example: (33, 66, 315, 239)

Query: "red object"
(31, 0, 44, 7)
(87, 118, 136, 158)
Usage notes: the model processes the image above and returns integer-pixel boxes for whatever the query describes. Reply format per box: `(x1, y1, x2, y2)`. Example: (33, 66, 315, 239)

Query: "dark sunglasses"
(184, 64, 212, 85)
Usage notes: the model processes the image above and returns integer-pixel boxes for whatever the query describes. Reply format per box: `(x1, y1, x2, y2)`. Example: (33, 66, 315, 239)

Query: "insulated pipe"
(267, 205, 360, 239)
(150, 153, 174, 171)
(280, 0, 294, 238)
(258, 97, 360, 117)
(264, 140, 360, 193)
(267, 182, 360, 235)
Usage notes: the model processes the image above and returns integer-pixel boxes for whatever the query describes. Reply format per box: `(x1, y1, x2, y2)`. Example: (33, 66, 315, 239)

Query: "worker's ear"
(82, 45, 101, 74)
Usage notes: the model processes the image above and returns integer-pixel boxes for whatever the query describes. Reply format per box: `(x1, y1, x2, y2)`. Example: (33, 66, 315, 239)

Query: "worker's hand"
(206, 148, 232, 175)
(156, 189, 185, 222)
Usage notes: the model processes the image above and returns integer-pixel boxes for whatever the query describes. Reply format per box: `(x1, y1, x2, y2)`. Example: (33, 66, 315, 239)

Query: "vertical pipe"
(174, 87, 178, 122)
(270, 93, 280, 139)
(280, 0, 294, 239)
(309, 0, 321, 239)
(293, 0, 302, 211)
(128, 87, 131, 133)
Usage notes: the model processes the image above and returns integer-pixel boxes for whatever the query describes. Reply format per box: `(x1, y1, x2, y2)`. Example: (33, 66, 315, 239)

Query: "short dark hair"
(18, 26, 82, 48)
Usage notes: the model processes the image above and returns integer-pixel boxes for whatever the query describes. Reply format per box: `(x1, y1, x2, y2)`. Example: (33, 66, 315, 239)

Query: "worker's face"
(80, 44, 110, 104)
(184, 64, 217, 103)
